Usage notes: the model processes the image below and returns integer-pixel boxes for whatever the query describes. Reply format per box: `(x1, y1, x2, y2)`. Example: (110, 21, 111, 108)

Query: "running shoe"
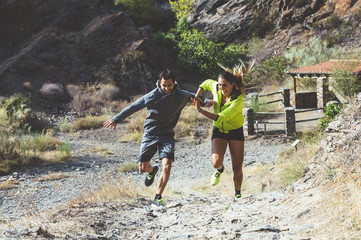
(145, 166, 159, 187)
(152, 197, 164, 207)
(234, 194, 242, 200)
(211, 169, 223, 186)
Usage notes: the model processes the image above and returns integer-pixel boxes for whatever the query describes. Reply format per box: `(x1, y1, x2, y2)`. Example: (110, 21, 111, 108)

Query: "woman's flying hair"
(218, 61, 254, 95)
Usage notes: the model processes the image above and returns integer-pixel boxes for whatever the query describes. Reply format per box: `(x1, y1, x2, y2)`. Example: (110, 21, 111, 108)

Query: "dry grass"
(119, 162, 138, 172)
(60, 114, 112, 132)
(35, 172, 71, 182)
(86, 147, 113, 156)
(0, 180, 20, 191)
(68, 175, 150, 205)
(118, 108, 146, 142)
(319, 164, 361, 235)
(175, 104, 212, 139)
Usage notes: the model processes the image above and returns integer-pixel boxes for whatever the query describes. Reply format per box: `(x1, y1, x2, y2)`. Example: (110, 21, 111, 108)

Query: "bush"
(319, 102, 341, 130)
(114, 0, 162, 26)
(169, 0, 194, 20)
(178, 29, 246, 77)
(39, 83, 65, 101)
(98, 84, 120, 101)
(152, 31, 178, 50)
(253, 56, 289, 84)
(325, 13, 343, 30)
(284, 37, 343, 68)
(330, 63, 361, 99)
(0, 95, 68, 174)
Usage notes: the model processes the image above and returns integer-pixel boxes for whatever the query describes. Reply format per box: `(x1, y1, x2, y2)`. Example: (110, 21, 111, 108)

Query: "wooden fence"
(243, 105, 324, 136)
(249, 88, 291, 108)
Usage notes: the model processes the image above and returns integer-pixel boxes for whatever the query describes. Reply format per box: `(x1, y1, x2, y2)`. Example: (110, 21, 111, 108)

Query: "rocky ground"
(1, 104, 360, 239)
(0, 121, 296, 239)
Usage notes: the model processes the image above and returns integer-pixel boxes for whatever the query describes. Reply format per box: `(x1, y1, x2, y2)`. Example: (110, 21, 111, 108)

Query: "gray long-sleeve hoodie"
(112, 80, 196, 136)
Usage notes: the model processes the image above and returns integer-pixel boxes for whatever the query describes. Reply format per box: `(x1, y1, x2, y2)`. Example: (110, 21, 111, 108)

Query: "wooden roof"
(287, 59, 361, 77)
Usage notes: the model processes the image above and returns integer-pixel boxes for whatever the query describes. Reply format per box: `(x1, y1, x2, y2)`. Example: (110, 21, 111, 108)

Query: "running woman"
(192, 64, 252, 200)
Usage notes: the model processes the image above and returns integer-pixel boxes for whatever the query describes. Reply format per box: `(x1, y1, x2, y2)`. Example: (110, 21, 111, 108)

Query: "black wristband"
(198, 108, 202, 113)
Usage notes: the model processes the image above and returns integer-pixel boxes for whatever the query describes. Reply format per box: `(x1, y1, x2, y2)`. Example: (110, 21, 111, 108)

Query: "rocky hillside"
(0, 0, 360, 115)
(190, 0, 361, 63)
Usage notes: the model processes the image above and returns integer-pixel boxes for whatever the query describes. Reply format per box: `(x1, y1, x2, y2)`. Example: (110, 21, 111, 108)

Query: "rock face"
(189, 0, 361, 62)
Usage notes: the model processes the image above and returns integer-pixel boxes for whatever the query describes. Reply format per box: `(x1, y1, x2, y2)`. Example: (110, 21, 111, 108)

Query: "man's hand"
(191, 97, 201, 111)
(103, 119, 117, 131)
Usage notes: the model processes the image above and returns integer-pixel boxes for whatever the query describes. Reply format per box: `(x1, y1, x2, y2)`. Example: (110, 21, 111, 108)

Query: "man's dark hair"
(159, 69, 175, 82)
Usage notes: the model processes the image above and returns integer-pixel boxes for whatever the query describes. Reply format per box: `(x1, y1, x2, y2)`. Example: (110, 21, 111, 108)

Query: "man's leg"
(152, 136, 174, 206)
(138, 135, 158, 187)
(156, 158, 173, 196)
(138, 161, 153, 174)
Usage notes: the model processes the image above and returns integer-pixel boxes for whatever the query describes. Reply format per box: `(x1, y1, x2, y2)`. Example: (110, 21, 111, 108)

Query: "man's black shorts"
(211, 126, 245, 141)
(138, 135, 175, 162)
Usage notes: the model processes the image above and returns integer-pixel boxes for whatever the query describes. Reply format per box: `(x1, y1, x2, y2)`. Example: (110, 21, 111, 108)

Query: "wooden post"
(243, 108, 254, 135)
(280, 88, 290, 108)
(285, 107, 296, 136)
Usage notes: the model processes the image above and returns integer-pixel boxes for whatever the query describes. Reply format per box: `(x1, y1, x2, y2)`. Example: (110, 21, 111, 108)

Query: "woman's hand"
(205, 100, 216, 108)
(103, 119, 117, 131)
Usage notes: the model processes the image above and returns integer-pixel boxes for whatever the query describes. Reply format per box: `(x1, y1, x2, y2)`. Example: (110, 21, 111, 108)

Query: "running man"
(103, 69, 204, 207)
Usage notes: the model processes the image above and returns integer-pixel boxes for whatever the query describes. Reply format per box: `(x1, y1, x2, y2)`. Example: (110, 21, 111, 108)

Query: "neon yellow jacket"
(200, 79, 244, 133)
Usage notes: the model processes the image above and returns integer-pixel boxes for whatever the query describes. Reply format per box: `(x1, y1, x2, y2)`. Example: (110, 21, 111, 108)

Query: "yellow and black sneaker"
(152, 196, 164, 207)
(145, 166, 159, 187)
(211, 167, 224, 186)
(234, 194, 242, 200)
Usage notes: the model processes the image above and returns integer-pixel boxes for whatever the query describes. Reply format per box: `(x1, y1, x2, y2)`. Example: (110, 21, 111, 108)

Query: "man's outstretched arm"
(103, 92, 154, 130)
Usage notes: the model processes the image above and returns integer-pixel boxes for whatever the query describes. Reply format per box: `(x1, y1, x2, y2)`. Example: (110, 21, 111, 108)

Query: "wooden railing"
(243, 107, 324, 136)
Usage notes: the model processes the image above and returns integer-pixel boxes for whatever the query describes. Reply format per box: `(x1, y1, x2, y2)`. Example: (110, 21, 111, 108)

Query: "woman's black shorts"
(211, 126, 245, 142)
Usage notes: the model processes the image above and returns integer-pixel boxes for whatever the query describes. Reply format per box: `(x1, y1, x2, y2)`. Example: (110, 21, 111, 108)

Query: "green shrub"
(152, 31, 178, 50)
(58, 140, 71, 158)
(0, 94, 31, 131)
(0, 95, 69, 174)
(169, 0, 194, 20)
(284, 37, 343, 68)
(247, 37, 264, 57)
(178, 29, 246, 77)
(319, 102, 341, 130)
(325, 13, 343, 30)
(330, 63, 361, 99)
(175, 17, 191, 35)
(253, 56, 289, 84)
(114, 0, 162, 26)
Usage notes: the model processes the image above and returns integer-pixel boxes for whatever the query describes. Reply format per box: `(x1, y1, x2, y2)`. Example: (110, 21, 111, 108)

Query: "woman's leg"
(229, 140, 244, 191)
(211, 138, 228, 169)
